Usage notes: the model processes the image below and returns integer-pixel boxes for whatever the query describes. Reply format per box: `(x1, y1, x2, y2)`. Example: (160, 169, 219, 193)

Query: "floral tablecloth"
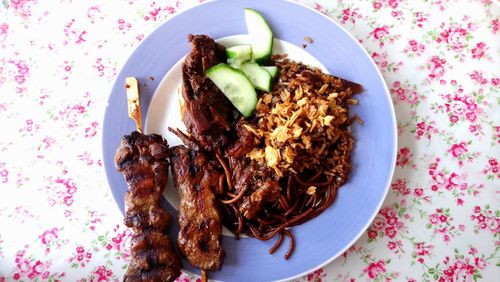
(1, 0, 499, 281)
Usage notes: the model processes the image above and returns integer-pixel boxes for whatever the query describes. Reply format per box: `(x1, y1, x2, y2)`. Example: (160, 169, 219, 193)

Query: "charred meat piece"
(299, 70, 363, 95)
(115, 131, 181, 282)
(169, 146, 224, 271)
(181, 34, 235, 152)
(229, 157, 281, 220)
(239, 180, 281, 220)
(226, 119, 259, 158)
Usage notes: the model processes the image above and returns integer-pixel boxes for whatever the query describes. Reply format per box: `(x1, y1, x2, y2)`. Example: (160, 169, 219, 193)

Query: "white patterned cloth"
(0, 0, 498, 281)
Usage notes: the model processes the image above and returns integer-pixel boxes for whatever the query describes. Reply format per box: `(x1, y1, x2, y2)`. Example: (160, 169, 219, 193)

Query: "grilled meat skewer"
(115, 131, 182, 282)
(169, 145, 225, 271)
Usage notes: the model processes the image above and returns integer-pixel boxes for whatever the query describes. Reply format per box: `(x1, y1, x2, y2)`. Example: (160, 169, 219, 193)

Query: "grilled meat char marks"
(181, 34, 235, 152)
(169, 146, 224, 271)
(115, 131, 181, 282)
(229, 157, 281, 220)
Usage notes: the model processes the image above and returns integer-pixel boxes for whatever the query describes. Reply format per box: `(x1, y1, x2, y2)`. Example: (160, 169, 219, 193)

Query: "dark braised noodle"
(215, 55, 363, 258)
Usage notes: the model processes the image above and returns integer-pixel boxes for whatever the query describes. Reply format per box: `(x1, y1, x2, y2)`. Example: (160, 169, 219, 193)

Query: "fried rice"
(244, 54, 363, 183)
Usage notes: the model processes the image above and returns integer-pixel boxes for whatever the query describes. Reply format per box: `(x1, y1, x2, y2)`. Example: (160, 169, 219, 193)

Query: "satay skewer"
(119, 77, 182, 282)
(124, 77, 209, 282)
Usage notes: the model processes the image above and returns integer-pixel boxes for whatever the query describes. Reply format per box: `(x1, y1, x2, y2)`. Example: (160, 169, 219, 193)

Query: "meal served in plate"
(114, 9, 362, 282)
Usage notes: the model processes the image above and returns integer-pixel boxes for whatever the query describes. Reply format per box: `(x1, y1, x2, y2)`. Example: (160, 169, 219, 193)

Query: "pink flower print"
(404, 39, 426, 56)
(468, 70, 489, 85)
(465, 111, 477, 122)
(386, 215, 398, 226)
(428, 208, 463, 241)
(87, 6, 102, 24)
(391, 178, 410, 195)
(450, 142, 468, 158)
(306, 268, 325, 281)
(414, 188, 424, 196)
(470, 205, 500, 234)
(57, 103, 87, 128)
(372, 51, 401, 72)
(414, 119, 438, 140)
(485, 217, 499, 233)
(469, 248, 478, 256)
(143, 2, 177, 21)
(437, 25, 468, 51)
(0, 164, 8, 183)
(387, 240, 403, 254)
(371, 215, 386, 231)
(63, 19, 87, 45)
(427, 56, 446, 80)
(414, 11, 428, 28)
(396, 147, 414, 167)
(491, 77, 499, 87)
(385, 226, 397, 238)
(391, 10, 403, 19)
(471, 42, 488, 59)
(429, 213, 439, 224)
(0, 23, 8, 42)
(373, 26, 389, 40)
(439, 214, 448, 222)
(94, 58, 105, 76)
(481, 158, 499, 179)
(84, 121, 99, 138)
(373, 2, 382, 10)
(28, 260, 43, 278)
(474, 257, 487, 270)
(473, 206, 481, 213)
(468, 124, 483, 137)
(9, 59, 30, 86)
(340, 7, 362, 25)
(477, 214, 485, 222)
(135, 33, 145, 42)
(313, 3, 328, 15)
(381, 206, 397, 219)
(92, 265, 113, 281)
(491, 18, 499, 34)
(446, 172, 459, 190)
(54, 175, 78, 207)
(39, 228, 58, 245)
(364, 260, 386, 279)
(117, 18, 132, 33)
(413, 242, 434, 265)
(390, 80, 421, 106)
(367, 229, 378, 239)
(69, 246, 93, 268)
(388, 0, 399, 8)
(9, 0, 37, 19)
(387, 241, 396, 250)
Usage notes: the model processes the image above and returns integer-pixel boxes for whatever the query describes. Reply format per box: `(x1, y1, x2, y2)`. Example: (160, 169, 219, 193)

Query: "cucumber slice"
(228, 57, 256, 69)
(263, 66, 279, 81)
(239, 62, 273, 92)
(228, 58, 245, 69)
(226, 45, 253, 61)
(206, 63, 257, 118)
(244, 8, 273, 64)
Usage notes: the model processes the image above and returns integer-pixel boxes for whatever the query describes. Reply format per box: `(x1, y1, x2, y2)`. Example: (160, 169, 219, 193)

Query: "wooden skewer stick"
(125, 77, 142, 133)
(201, 270, 208, 282)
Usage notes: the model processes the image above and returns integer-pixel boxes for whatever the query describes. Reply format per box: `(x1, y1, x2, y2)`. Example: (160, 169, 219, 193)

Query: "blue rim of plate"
(102, 0, 397, 281)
